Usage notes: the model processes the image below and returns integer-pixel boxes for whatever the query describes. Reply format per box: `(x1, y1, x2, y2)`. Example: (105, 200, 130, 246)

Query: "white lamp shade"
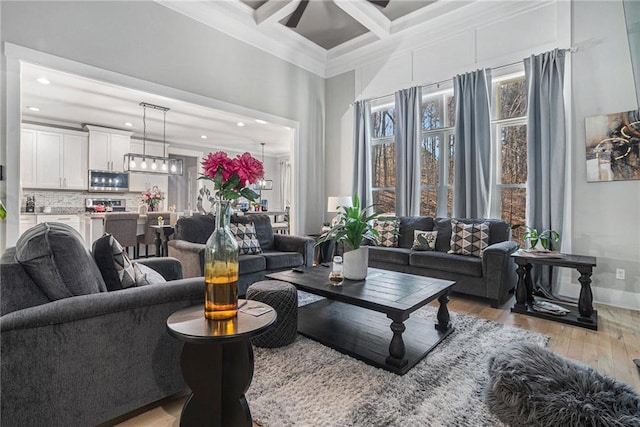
(327, 196, 353, 213)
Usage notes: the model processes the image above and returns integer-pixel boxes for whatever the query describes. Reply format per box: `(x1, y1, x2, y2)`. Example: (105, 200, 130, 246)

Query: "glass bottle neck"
(215, 200, 231, 229)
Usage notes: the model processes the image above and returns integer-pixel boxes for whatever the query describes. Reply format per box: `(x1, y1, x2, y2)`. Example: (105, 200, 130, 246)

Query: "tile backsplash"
(21, 190, 147, 214)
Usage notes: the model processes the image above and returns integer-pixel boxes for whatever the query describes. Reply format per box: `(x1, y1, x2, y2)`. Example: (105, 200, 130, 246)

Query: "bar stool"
(103, 213, 140, 258)
(137, 211, 171, 258)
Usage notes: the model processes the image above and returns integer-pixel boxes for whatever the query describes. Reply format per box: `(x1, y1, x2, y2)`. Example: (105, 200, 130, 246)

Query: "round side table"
(167, 301, 276, 427)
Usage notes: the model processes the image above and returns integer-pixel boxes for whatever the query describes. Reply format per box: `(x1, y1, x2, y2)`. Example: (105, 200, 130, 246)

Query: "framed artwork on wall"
(584, 109, 640, 182)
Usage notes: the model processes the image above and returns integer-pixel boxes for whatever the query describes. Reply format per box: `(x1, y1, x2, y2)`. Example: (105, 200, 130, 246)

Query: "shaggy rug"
(246, 293, 548, 426)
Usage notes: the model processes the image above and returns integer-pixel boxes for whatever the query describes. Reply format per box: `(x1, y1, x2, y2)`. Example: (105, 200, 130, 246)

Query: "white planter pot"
(343, 246, 369, 280)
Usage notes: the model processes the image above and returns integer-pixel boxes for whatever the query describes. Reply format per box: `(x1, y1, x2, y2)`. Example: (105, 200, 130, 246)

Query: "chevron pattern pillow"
(373, 218, 399, 247)
(231, 223, 263, 255)
(448, 220, 490, 257)
(92, 233, 136, 290)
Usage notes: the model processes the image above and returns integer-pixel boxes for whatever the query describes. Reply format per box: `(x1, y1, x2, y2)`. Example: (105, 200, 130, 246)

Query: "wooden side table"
(510, 252, 598, 330)
(167, 302, 276, 427)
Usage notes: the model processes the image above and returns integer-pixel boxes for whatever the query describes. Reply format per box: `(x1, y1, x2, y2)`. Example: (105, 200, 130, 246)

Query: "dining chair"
(103, 213, 140, 258)
(137, 211, 172, 258)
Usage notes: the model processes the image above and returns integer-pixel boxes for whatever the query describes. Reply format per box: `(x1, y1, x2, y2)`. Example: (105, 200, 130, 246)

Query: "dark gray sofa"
(0, 227, 203, 427)
(368, 217, 518, 307)
(168, 213, 314, 295)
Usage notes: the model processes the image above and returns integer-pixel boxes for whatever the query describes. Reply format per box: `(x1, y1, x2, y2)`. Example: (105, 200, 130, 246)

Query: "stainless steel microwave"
(88, 170, 129, 192)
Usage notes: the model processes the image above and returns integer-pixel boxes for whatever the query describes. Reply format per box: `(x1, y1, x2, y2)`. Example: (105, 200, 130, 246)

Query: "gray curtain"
(453, 69, 492, 218)
(525, 49, 566, 294)
(279, 160, 291, 209)
(352, 100, 373, 212)
(394, 86, 422, 216)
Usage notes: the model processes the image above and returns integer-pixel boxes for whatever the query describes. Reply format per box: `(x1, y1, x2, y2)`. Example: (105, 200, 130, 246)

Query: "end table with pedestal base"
(166, 301, 276, 427)
(510, 252, 598, 330)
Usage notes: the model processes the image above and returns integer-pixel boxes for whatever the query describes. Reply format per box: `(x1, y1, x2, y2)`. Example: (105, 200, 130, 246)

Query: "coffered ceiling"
(159, 0, 475, 77)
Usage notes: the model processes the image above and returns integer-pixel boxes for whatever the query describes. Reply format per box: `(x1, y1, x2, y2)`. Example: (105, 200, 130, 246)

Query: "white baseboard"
(556, 282, 640, 312)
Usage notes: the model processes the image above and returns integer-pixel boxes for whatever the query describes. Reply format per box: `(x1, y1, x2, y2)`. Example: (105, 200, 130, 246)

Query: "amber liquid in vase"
(204, 264, 239, 320)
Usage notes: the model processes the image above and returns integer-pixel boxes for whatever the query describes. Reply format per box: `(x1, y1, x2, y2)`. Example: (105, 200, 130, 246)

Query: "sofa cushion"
(369, 247, 411, 266)
(239, 254, 267, 275)
(448, 220, 490, 257)
(412, 230, 438, 251)
(397, 216, 434, 248)
(373, 218, 399, 247)
(231, 223, 262, 255)
(174, 214, 216, 244)
(15, 222, 107, 301)
(1, 248, 51, 315)
(92, 233, 136, 291)
(409, 251, 483, 277)
(232, 214, 275, 250)
(262, 250, 304, 270)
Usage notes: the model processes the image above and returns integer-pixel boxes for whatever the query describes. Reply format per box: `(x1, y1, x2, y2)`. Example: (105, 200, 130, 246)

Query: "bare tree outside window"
(371, 104, 396, 214)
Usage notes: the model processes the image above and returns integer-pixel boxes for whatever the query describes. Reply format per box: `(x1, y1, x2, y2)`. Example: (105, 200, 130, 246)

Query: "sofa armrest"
(482, 240, 518, 303)
(273, 234, 315, 267)
(136, 257, 183, 281)
(168, 240, 206, 278)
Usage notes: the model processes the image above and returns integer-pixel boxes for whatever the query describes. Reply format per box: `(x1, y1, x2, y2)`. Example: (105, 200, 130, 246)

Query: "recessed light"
(36, 77, 50, 85)
(255, 119, 267, 124)
(237, 122, 245, 127)
(124, 122, 133, 127)
(27, 106, 40, 112)
(201, 135, 208, 139)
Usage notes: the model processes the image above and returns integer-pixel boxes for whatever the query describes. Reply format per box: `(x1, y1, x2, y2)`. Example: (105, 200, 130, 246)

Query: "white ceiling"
(21, 63, 294, 157)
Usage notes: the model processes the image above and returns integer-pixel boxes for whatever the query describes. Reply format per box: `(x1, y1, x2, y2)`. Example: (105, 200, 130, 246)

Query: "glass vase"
(204, 200, 239, 320)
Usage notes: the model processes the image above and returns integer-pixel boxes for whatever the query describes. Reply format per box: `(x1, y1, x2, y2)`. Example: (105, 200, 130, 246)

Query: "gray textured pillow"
(133, 263, 167, 286)
(15, 222, 107, 300)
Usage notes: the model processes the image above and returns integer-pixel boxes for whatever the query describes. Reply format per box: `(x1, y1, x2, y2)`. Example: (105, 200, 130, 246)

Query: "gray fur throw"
(485, 342, 640, 426)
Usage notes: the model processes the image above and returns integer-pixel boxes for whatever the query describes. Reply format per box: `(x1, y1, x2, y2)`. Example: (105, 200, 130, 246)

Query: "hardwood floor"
(110, 295, 640, 427)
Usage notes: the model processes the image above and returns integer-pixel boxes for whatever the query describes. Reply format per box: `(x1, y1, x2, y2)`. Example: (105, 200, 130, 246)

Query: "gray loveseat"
(168, 213, 314, 295)
(1, 223, 203, 427)
(368, 217, 518, 307)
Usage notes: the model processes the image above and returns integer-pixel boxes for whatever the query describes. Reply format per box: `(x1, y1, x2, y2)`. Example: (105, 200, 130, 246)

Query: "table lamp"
(327, 196, 353, 227)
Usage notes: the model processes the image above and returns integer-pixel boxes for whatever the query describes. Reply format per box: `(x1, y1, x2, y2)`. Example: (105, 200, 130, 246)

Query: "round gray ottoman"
(246, 280, 298, 348)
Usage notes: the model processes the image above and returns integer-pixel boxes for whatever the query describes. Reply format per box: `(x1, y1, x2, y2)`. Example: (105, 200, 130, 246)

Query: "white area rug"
(247, 294, 548, 426)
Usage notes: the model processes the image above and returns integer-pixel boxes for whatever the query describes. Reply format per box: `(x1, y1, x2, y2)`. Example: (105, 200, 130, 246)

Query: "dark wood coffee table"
(266, 267, 455, 375)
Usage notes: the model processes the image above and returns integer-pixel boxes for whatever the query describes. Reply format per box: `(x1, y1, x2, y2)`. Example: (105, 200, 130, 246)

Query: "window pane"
(420, 135, 440, 186)
(372, 190, 395, 214)
(500, 125, 527, 184)
(372, 143, 396, 187)
(372, 108, 395, 138)
(448, 134, 455, 185)
(447, 188, 453, 217)
(421, 98, 442, 130)
(496, 77, 526, 119)
(501, 187, 526, 243)
(447, 95, 456, 127)
(420, 189, 438, 217)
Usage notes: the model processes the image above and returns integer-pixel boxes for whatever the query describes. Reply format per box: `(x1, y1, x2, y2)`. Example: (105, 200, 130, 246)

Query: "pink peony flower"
(202, 151, 235, 181)
(235, 152, 264, 184)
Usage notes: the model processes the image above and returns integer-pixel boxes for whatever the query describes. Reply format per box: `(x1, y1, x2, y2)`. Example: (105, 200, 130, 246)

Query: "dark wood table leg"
(386, 314, 408, 369)
(577, 266, 594, 321)
(435, 293, 451, 332)
(514, 261, 529, 310)
(154, 231, 162, 257)
(179, 340, 253, 427)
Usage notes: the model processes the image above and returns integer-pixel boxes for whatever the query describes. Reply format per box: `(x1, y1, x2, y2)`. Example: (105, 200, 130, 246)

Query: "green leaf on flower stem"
(240, 187, 259, 202)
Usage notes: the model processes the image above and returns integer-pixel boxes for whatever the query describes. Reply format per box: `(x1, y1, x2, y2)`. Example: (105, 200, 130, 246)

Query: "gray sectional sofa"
(168, 213, 314, 295)
(368, 217, 518, 307)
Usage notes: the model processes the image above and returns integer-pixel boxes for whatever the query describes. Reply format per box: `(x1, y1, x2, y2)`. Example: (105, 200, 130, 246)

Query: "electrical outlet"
(616, 268, 625, 280)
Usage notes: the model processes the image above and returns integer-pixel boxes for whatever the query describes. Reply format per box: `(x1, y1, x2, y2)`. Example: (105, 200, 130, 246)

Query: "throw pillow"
(448, 220, 490, 257)
(373, 218, 399, 247)
(92, 233, 136, 291)
(230, 223, 263, 255)
(133, 262, 167, 286)
(15, 222, 107, 301)
(412, 230, 438, 251)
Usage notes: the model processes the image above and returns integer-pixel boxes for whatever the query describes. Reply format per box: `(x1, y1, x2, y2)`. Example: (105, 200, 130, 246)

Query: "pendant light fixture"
(124, 102, 183, 175)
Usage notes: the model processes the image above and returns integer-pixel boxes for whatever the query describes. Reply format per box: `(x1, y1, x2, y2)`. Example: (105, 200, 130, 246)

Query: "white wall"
(324, 0, 640, 310)
(0, 0, 325, 239)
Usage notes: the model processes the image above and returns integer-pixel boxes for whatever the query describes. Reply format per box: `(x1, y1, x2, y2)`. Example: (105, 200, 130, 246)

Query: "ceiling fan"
(285, 0, 390, 28)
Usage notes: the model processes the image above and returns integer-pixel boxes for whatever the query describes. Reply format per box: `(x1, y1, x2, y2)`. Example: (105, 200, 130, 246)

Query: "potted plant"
(316, 194, 390, 280)
(511, 225, 560, 251)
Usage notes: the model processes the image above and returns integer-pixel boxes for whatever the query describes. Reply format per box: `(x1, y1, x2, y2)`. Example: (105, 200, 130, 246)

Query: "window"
(371, 101, 396, 214)
(420, 92, 455, 217)
(491, 73, 527, 242)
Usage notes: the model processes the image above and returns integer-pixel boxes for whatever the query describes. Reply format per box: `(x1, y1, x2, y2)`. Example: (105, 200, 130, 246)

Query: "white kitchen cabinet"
(19, 215, 37, 237)
(128, 140, 169, 198)
(35, 214, 82, 237)
(22, 125, 88, 190)
(85, 125, 132, 172)
(20, 129, 37, 188)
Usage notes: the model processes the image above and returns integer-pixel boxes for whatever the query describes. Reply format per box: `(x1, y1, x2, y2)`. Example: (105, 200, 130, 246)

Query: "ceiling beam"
(333, 0, 391, 40)
(254, 0, 302, 26)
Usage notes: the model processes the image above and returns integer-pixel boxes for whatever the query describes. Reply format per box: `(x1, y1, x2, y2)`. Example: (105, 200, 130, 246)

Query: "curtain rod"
(353, 47, 576, 106)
